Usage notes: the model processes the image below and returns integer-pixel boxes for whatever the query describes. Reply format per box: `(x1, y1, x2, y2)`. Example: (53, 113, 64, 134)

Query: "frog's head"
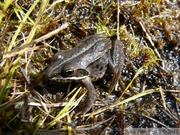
(44, 59, 89, 82)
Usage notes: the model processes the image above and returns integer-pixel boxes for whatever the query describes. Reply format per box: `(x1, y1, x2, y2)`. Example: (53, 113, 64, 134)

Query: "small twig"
(143, 114, 171, 130)
(76, 115, 115, 131)
(0, 92, 29, 113)
(139, 21, 164, 68)
(117, 0, 120, 40)
(159, 86, 167, 110)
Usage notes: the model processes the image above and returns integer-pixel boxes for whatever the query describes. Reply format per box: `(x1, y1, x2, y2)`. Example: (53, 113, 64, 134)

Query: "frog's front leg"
(108, 40, 124, 91)
(81, 77, 96, 114)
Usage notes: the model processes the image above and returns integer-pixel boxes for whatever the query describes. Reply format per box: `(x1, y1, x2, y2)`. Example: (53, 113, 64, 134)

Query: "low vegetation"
(0, 0, 179, 134)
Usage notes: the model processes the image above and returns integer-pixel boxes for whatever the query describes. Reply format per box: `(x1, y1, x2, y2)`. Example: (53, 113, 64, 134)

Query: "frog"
(44, 34, 124, 114)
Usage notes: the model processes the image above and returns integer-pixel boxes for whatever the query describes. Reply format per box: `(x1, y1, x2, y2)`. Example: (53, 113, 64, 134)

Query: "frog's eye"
(65, 70, 74, 76)
(62, 69, 75, 77)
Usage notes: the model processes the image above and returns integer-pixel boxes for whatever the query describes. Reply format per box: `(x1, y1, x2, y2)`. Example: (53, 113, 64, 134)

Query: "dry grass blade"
(0, 91, 29, 112)
(139, 21, 162, 63)
(87, 88, 160, 117)
(46, 87, 83, 129)
(3, 22, 68, 59)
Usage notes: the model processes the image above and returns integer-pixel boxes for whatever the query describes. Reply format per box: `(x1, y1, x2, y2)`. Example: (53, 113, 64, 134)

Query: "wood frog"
(44, 34, 124, 114)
